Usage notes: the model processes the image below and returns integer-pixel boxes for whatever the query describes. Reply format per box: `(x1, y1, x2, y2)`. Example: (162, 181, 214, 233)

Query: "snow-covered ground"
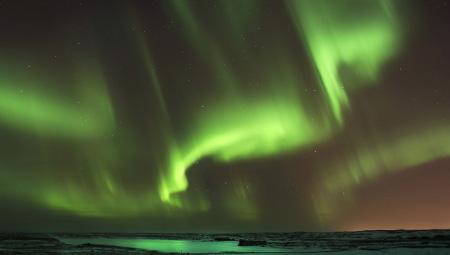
(1, 230, 450, 254)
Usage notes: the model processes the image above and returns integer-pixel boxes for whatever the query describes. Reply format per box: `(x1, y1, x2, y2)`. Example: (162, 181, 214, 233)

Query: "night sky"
(0, 0, 450, 232)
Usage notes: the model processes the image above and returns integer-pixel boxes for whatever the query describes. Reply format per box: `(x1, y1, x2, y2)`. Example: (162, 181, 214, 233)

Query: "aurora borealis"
(1, 0, 450, 232)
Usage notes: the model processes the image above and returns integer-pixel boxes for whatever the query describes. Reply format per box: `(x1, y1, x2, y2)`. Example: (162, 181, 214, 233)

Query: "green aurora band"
(315, 124, 450, 223)
(0, 65, 114, 138)
(158, 0, 402, 206)
(3, 0, 445, 225)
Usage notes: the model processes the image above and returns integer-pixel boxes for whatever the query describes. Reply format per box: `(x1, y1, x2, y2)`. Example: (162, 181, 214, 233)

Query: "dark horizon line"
(3, 228, 450, 235)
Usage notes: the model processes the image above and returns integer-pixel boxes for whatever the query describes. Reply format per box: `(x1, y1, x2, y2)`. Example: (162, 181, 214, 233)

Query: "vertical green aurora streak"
(288, 0, 400, 123)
